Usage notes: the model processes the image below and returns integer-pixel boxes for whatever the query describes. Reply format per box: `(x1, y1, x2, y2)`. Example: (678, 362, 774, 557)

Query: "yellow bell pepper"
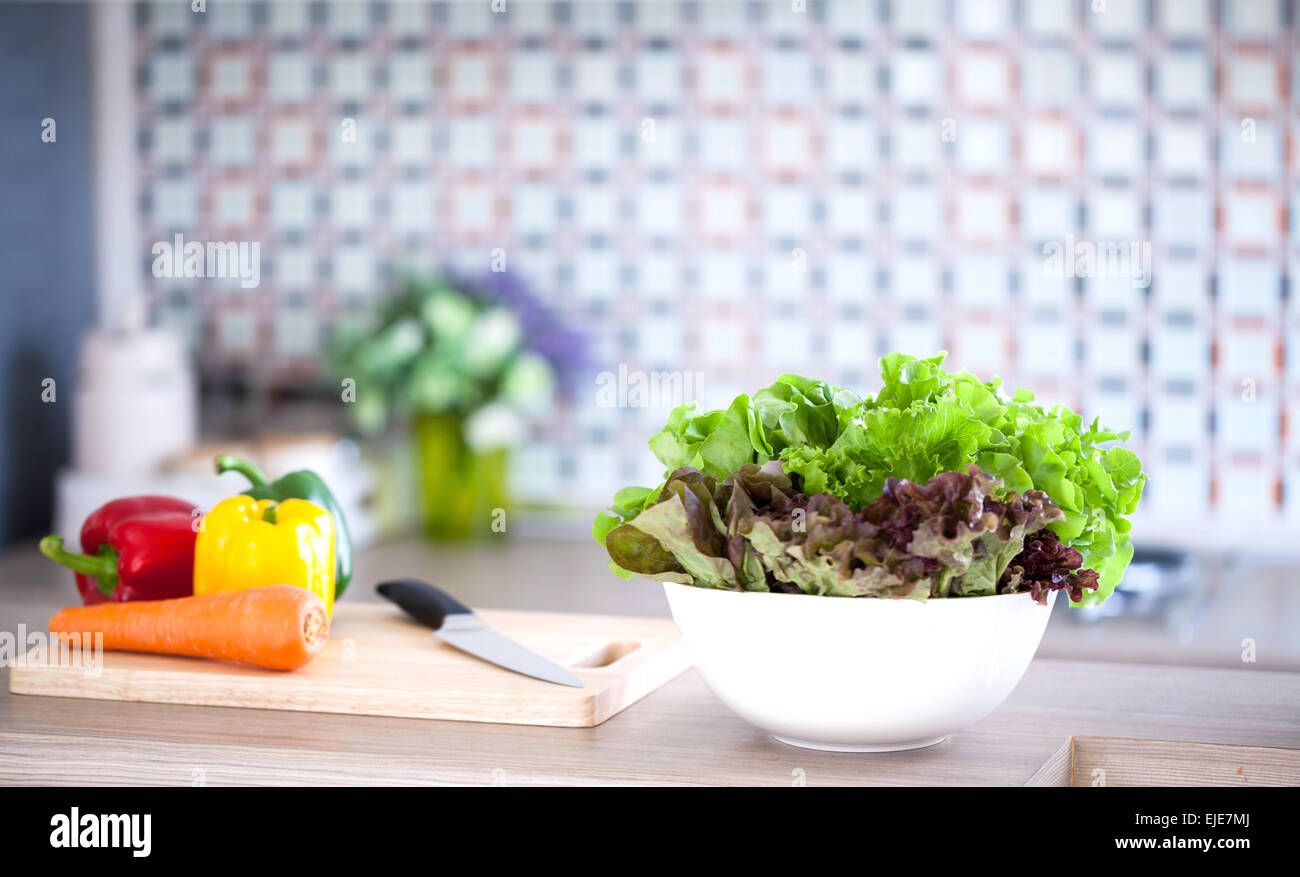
(194, 494, 336, 616)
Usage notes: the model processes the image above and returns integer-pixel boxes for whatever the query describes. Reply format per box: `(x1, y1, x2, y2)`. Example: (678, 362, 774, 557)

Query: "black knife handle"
(375, 579, 473, 630)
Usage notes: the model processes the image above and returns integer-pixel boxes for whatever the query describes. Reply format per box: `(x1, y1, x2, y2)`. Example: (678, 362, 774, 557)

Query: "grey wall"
(0, 2, 94, 545)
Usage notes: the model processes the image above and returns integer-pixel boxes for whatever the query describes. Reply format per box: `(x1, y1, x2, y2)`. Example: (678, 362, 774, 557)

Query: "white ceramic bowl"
(663, 583, 1056, 751)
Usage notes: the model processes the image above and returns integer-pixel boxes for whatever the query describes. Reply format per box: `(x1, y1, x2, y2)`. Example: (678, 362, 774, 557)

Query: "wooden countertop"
(2, 537, 1297, 786)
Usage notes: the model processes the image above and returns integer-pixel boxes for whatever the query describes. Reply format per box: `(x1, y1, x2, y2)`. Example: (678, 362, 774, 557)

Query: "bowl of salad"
(594, 353, 1146, 751)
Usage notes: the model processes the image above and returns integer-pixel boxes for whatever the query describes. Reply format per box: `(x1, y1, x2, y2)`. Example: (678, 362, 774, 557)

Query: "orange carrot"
(48, 585, 329, 671)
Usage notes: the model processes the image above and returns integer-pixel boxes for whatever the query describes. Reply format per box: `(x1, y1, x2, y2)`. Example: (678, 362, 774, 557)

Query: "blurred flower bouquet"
(336, 272, 585, 540)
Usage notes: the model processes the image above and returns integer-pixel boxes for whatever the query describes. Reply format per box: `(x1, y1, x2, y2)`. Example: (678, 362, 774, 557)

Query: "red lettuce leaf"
(1000, 529, 1100, 605)
(605, 461, 1099, 601)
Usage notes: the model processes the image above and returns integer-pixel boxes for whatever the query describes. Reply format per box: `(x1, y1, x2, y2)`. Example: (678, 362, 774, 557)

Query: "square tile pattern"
(135, 0, 1300, 524)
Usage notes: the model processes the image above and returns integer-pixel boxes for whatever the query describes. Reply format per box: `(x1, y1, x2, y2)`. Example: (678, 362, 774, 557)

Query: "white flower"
(500, 352, 556, 413)
(365, 318, 424, 373)
(464, 309, 522, 376)
(463, 403, 525, 451)
(422, 292, 476, 340)
(408, 355, 464, 412)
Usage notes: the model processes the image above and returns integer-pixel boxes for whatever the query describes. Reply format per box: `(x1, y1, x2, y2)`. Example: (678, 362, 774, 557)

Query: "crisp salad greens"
(594, 352, 1145, 607)
(605, 463, 1093, 603)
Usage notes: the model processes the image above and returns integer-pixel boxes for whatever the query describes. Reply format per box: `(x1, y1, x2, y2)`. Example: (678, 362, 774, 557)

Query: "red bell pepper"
(39, 496, 199, 604)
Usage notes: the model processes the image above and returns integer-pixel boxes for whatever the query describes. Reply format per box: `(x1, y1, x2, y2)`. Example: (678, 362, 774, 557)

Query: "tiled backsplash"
(134, 0, 1298, 523)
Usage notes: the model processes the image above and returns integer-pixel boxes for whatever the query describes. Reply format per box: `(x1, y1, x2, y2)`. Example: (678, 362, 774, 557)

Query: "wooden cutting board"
(8, 604, 691, 727)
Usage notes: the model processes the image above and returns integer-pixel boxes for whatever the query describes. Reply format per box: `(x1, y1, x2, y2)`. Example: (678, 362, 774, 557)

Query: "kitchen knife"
(375, 579, 583, 688)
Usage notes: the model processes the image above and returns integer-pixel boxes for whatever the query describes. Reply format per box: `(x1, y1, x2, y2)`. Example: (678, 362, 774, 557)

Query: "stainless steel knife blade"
(376, 579, 583, 688)
(434, 613, 583, 688)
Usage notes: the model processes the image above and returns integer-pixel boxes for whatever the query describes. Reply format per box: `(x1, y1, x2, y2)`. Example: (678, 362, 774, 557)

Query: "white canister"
(73, 327, 197, 475)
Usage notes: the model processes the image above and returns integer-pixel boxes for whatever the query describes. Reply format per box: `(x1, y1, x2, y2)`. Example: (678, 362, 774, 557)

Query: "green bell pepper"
(215, 454, 354, 598)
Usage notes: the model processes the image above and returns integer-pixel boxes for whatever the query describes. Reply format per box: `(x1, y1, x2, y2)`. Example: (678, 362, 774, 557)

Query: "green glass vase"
(413, 412, 510, 541)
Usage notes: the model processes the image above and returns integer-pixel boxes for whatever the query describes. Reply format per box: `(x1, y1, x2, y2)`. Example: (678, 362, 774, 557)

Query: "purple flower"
(441, 268, 589, 397)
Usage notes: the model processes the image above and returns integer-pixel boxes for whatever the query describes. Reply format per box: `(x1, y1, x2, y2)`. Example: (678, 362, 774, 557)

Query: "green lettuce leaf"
(776, 355, 1145, 605)
(594, 353, 1146, 606)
